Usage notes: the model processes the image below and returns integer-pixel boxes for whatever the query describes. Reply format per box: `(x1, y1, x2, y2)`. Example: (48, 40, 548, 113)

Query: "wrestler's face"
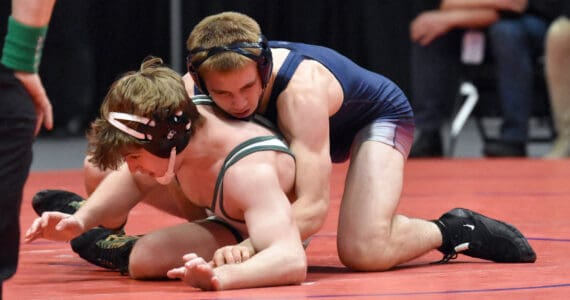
(124, 148, 169, 178)
(202, 61, 263, 119)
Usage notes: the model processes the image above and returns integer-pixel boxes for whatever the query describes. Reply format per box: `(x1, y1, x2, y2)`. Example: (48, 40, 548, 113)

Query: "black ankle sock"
(432, 219, 450, 253)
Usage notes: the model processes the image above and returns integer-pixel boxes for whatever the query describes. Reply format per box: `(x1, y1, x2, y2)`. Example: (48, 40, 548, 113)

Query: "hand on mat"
(24, 211, 84, 243)
(167, 253, 221, 291)
(211, 244, 251, 267)
(14, 71, 53, 135)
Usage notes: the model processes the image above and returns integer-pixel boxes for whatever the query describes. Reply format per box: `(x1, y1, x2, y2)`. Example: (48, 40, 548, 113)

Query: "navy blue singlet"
(194, 42, 414, 162)
(266, 41, 413, 162)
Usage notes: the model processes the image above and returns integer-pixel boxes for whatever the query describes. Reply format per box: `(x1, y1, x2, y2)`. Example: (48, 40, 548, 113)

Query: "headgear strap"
(107, 111, 192, 159)
(186, 35, 273, 94)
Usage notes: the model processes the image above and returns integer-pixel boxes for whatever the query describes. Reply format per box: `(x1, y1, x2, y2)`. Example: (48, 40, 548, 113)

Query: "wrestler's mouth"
(233, 108, 252, 118)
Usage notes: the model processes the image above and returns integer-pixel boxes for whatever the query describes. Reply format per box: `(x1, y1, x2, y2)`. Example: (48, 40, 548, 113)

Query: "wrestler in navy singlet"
(266, 41, 414, 162)
(193, 42, 415, 162)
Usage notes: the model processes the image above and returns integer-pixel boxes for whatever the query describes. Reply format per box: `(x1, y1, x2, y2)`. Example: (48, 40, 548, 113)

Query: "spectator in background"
(0, 0, 56, 297)
(544, 3, 570, 158)
(409, 0, 559, 157)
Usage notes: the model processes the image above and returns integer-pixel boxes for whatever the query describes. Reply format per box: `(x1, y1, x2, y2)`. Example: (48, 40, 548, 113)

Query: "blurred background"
(0, 0, 552, 170)
(0, 0, 421, 135)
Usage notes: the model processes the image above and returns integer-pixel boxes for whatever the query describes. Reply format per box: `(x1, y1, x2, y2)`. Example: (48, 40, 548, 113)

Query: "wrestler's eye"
(242, 82, 255, 91)
(211, 90, 231, 97)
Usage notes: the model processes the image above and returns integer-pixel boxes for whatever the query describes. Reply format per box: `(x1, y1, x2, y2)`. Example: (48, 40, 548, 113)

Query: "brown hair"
(87, 56, 203, 170)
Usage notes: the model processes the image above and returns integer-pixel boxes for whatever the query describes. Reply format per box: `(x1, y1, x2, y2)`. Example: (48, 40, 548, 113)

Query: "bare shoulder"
(276, 60, 343, 119)
(271, 47, 340, 99)
(290, 59, 334, 88)
(224, 150, 294, 185)
(222, 150, 295, 205)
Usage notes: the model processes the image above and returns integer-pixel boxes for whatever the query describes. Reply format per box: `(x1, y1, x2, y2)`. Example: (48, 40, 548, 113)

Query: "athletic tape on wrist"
(1, 16, 48, 73)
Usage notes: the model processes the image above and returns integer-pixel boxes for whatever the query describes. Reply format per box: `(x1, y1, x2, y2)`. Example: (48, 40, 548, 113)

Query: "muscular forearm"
(237, 196, 328, 256)
(290, 150, 332, 241)
(214, 244, 306, 290)
(73, 200, 130, 233)
(292, 195, 329, 241)
(232, 197, 326, 257)
(12, 0, 56, 26)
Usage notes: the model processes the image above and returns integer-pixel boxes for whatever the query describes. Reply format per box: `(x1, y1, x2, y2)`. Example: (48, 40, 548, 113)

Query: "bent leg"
(83, 155, 112, 196)
(337, 141, 441, 271)
(129, 219, 239, 279)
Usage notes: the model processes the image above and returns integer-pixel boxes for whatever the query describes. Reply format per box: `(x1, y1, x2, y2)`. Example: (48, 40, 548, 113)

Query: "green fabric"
(1, 16, 48, 73)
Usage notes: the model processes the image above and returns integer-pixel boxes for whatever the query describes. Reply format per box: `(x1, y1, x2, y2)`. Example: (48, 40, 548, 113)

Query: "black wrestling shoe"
(434, 208, 536, 263)
(32, 189, 86, 216)
(70, 227, 140, 275)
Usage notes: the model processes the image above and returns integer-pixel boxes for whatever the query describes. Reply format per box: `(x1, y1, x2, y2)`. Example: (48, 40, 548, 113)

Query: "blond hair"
(87, 56, 203, 170)
(186, 11, 263, 74)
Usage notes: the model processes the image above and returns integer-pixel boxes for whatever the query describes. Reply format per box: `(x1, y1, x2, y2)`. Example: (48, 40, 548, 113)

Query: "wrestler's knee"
(128, 235, 168, 279)
(337, 227, 395, 271)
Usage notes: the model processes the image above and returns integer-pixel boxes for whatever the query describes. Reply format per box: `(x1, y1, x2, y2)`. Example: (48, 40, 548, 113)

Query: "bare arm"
(230, 72, 332, 258)
(411, 9, 500, 46)
(278, 89, 332, 242)
(168, 154, 306, 290)
(441, 0, 527, 13)
(73, 165, 149, 230)
(12, 0, 56, 26)
(25, 165, 152, 242)
(410, 0, 527, 47)
(215, 160, 306, 290)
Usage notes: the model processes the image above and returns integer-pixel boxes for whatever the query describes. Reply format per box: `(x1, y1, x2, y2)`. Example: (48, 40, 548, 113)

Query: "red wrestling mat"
(6, 159, 570, 299)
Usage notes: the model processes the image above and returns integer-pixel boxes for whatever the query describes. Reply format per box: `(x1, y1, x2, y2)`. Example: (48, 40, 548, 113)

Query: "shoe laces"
(433, 242, 470, 264)
(434, 253, 458, 264)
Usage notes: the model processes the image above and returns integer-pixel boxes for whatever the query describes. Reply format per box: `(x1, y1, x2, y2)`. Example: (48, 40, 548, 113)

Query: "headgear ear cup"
(256, 34, 273, 88)
(107, 111, 192, 158)
(186, 34, 273, 94)
(187, 57, 207, 93)
(143, 114, 191, 158)
(107, 111, 191, 185)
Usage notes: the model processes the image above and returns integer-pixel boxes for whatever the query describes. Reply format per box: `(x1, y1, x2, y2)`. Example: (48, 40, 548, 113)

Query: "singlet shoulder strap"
(191, 94, 215, 106)
(211, 136, 294, 224)
(266, 51, 304, 122)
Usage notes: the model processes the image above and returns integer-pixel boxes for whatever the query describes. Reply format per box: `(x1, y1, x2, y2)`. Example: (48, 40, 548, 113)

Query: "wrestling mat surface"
(6, 159, 570, 299)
